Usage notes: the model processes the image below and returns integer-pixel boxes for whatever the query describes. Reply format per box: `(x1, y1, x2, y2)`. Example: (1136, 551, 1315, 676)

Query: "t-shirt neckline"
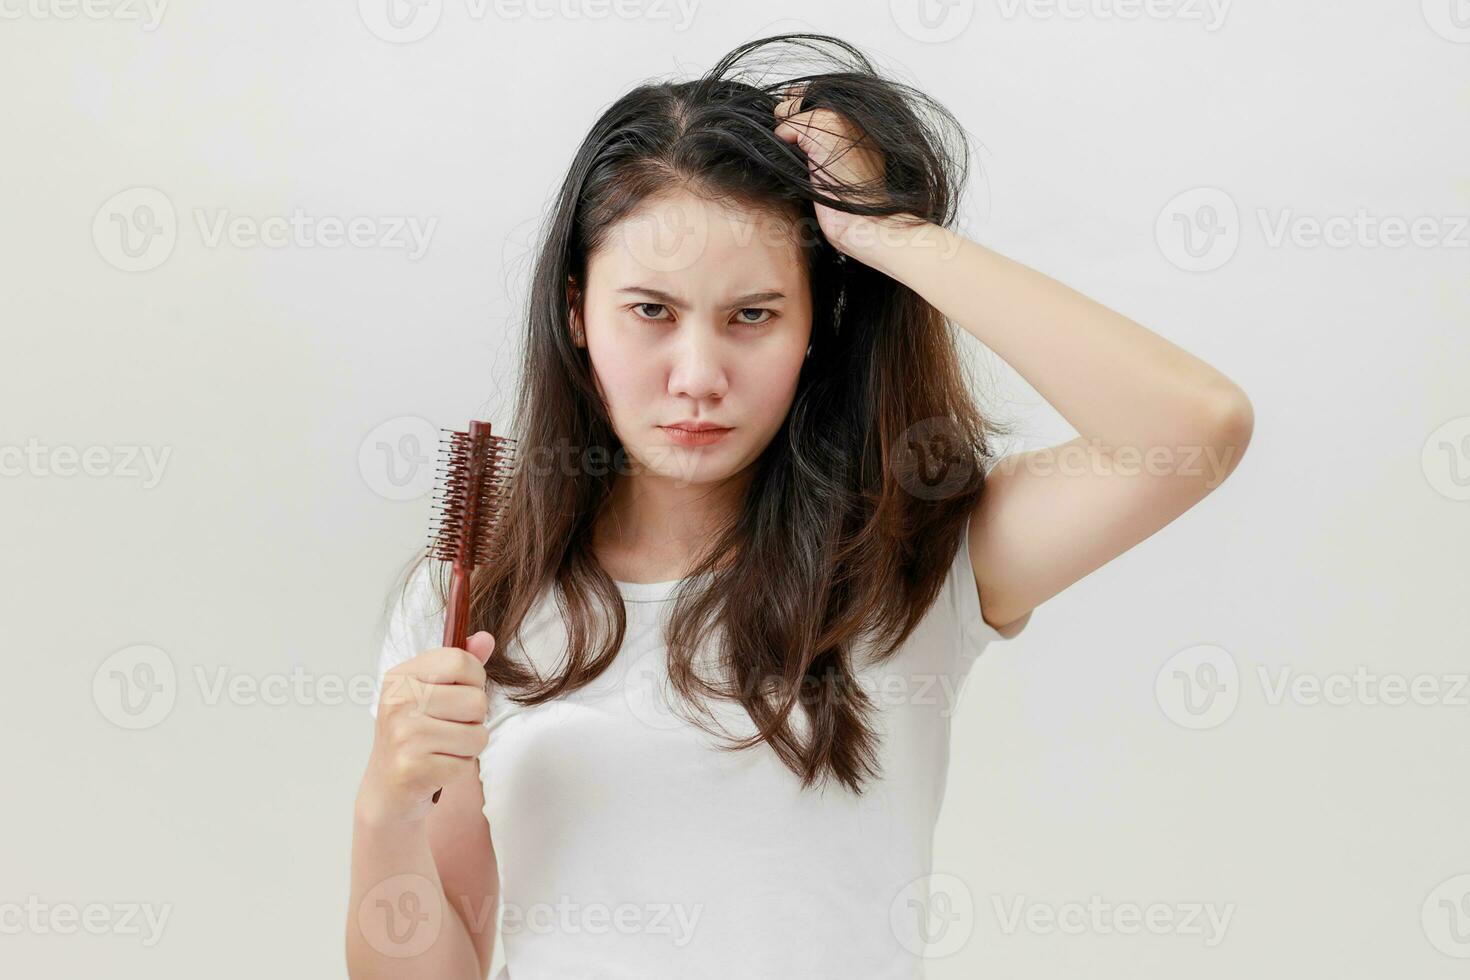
(614, 571, 715, 603)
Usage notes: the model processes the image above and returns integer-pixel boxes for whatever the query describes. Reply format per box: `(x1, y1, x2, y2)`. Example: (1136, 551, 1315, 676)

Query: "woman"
(347, 33, 1253, 979)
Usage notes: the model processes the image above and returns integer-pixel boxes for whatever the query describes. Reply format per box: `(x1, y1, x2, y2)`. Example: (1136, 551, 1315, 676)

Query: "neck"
(596, 467, 751, 567)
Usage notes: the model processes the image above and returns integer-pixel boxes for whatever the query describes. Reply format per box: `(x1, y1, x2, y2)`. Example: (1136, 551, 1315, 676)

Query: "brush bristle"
(428, 425, 516, 567)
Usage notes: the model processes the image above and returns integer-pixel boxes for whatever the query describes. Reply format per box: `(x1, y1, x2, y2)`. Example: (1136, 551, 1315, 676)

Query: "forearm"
(346, 801, 485, 980)
(843, 216, 1251, 454)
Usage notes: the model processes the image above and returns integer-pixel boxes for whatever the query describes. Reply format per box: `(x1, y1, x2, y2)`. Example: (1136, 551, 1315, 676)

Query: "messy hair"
(387, 32, 1012, 794)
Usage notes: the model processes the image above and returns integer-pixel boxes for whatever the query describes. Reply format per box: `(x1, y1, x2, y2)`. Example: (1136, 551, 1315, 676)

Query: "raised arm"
(845, 217, 1253, 633)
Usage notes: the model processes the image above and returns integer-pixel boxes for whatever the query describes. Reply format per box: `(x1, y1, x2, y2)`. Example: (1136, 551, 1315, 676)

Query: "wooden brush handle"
(431, 421, 496, 806)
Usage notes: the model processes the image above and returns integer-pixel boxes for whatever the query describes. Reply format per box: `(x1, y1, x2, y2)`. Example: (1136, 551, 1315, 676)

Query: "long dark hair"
(385, 32, 1014, 794)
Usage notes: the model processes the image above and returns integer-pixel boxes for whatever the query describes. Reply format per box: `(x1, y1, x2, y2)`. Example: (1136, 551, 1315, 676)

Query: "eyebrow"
(616, 286, 786, 307)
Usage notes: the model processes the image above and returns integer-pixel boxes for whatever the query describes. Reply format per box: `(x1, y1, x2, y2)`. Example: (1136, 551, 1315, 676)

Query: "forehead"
(589, 190, 808, 296)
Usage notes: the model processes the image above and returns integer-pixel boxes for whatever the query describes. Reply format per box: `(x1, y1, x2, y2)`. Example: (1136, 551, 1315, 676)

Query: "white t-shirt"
(368, 513, 1028, 978)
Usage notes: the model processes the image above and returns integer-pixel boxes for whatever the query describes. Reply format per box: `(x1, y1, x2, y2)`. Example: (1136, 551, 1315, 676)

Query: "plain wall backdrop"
(2, 2, 1467, 977)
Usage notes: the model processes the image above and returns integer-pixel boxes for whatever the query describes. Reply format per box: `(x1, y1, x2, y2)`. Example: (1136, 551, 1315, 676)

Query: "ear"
(566, 277, 584, 347)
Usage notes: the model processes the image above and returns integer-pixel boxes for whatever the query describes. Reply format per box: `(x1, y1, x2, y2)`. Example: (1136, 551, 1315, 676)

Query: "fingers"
(380, 671, 488, 721)
(420, 682, 490, 724)
(404, 644, 488, 686)
(415, 717, 491, 760)
(378, 644, 491, 718)
(464, 630, 496, 665)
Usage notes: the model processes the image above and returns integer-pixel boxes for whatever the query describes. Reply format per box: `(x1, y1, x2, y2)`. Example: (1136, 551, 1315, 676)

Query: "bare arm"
(841, 217, 1254, 631)
(348, 637, 501, 978)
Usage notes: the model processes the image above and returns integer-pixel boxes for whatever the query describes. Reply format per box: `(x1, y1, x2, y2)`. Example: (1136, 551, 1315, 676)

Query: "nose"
(666, 320, 728, 403)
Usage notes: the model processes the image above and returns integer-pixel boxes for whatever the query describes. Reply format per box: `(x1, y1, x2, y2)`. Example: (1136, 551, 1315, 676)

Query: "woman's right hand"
(358, 630, 496, 825)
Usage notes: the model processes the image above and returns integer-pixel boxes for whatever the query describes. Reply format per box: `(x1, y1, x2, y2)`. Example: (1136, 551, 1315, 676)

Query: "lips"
(662, 421, 731, 432)
(659, 423, 733, 447)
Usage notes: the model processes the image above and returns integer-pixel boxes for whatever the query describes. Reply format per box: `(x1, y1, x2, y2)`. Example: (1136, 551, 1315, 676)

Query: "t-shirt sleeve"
(367, 563, 446, 720)
(948, 510, 1032, 686)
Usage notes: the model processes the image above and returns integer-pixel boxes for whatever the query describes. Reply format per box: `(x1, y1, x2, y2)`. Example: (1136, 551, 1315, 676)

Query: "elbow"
(1198, 385, 1254, 488)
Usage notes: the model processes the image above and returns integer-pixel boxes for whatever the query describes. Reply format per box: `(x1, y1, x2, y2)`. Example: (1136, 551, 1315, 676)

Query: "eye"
(734, 308, 774, 326)
(629, 302, 672, 321)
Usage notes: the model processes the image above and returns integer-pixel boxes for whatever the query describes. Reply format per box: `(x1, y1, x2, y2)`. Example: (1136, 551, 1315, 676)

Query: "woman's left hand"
(773, 86, 892, 257)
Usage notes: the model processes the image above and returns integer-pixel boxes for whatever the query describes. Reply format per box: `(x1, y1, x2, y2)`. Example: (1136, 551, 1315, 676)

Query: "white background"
(2, 1, 1467, 977)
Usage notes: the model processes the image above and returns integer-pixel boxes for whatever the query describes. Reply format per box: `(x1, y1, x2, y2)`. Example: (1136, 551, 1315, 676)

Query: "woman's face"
(572, 189, 813, 489)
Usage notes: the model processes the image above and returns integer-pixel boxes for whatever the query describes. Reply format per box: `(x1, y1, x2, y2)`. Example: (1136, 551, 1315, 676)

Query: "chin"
(632, 443, 740, 487)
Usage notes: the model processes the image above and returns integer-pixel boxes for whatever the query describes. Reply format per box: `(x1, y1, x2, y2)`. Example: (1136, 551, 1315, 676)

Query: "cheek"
(748, 346, 806, 410)
(585, 334, 656, 417)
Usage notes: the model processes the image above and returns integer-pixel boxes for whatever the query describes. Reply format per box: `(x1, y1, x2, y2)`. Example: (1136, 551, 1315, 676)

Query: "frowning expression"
(572, 189, 814, 486)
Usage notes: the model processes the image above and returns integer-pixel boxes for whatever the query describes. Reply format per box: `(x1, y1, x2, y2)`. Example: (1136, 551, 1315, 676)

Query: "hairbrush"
(427, 419, 516, 804)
